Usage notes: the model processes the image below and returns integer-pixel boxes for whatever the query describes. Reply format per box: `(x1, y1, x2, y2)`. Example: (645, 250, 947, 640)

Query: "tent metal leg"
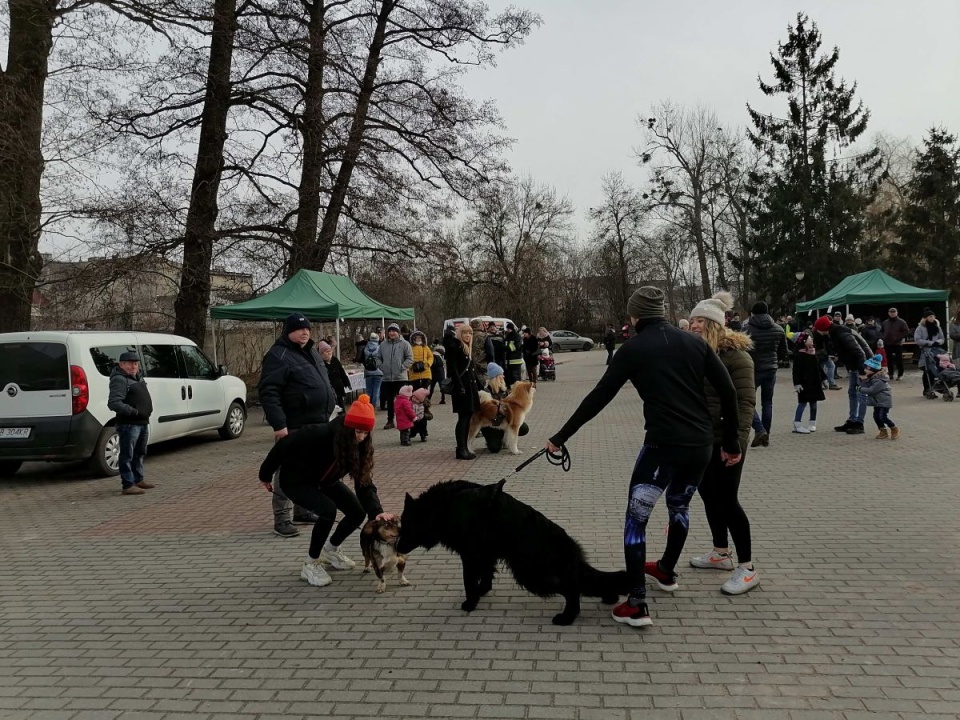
(336, 318, 341, 360)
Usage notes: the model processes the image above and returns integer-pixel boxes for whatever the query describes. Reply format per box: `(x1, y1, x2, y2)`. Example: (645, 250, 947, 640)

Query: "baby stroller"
(537, 348, 556, 381)
(922, 351, 960, 401)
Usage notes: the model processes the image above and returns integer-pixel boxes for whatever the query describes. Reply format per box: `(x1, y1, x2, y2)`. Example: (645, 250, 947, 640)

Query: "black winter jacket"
(826, 323, 868, 371)
(860, 323, 882, 351)
(744, 314, 788, 374)
(107, 367, 153, 425)
(258, 337, 335, 431)
(792, 351, 826, 404)
(550, 319, 741, 455)
(324, 356, 351, 406)
(443, 331, 480, 414)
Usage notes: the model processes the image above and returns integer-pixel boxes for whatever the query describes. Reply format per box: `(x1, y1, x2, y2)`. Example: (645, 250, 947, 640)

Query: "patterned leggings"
(624, 444, 712, 600)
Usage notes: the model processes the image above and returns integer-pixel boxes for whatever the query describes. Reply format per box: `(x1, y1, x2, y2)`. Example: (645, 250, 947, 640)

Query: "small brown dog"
(360, 517, 412, 593)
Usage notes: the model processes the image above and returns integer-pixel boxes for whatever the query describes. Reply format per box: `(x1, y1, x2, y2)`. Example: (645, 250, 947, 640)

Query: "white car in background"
(549, 330, 595, 352)
(0, 331, 247, 477)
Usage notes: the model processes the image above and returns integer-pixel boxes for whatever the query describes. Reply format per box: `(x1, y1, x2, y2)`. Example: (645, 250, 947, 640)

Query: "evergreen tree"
(745, 13, 881, 306)
(892, 128, 960, 298)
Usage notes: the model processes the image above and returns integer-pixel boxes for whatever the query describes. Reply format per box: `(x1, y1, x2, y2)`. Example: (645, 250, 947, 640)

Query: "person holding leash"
(546, 286, 741, 628)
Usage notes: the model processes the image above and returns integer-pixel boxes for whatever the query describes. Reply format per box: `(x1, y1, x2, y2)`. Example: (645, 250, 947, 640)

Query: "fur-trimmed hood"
(718, 330, 753, 353)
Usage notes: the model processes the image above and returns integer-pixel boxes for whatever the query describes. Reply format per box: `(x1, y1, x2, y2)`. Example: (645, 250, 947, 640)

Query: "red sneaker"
(644, 561, 678, 591)
(611, 600, 652, 627)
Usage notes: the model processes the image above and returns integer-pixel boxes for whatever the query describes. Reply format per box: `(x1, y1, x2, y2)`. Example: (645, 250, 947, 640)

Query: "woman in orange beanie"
(258, 395, 394, 588)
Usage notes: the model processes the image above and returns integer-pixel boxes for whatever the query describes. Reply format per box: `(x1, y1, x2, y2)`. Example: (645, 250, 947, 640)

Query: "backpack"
(363, 351, 379, 372)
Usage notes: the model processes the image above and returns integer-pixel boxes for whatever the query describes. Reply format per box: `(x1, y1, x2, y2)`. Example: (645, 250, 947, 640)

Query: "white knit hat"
(690, 291, 734, 326)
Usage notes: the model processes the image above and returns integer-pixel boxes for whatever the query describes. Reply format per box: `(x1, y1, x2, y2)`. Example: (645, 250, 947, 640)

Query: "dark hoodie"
(744, 313, 788, 374)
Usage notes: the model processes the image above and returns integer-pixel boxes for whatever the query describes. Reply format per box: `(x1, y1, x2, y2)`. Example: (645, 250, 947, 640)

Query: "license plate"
(0, 427, 30, 439)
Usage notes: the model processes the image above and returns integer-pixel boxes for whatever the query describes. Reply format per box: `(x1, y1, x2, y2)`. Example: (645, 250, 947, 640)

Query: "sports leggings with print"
(624, 444, 713, 600)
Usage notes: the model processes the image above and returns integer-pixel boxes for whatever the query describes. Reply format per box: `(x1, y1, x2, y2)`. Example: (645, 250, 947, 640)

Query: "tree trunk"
(691, 193, 711, 297)
(174, 0, 238, 344)
(0, 0, 56, 332)
(305, 0, 395, 272)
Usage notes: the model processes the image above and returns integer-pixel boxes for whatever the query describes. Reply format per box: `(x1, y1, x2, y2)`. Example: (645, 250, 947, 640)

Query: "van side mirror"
(218, 364, 229, 376)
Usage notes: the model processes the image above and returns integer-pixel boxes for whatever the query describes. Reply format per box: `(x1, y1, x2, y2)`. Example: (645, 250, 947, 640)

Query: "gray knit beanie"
(627, 286, 666, 320)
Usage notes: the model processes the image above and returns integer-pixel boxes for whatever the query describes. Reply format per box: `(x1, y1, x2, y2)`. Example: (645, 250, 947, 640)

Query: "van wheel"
(0, 460, 22, 478)
(219, 401, 245, 440)
(88, 427, 120, 477)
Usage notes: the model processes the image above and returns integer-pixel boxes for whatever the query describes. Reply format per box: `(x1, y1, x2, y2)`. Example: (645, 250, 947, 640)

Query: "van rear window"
(0, 342, 69, 391)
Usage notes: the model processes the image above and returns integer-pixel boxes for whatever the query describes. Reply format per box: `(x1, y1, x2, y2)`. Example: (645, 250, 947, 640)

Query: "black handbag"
(440, 377, 454, 394)
(411, 360, 426, 373)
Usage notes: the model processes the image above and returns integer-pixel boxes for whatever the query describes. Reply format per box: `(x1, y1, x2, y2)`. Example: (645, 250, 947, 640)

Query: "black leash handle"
(508, 445, 572, 478)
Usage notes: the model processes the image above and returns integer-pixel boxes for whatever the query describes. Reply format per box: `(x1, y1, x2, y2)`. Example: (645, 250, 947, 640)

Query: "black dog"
(397, 479, 629, 625)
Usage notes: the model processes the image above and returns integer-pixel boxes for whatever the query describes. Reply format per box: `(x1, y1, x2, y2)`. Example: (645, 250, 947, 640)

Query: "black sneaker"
(845, 423, 865, 435)
(750, 431, 768, 448)
(293, 512, 318, 525)
(273, 522, 300, 538)
(834, 421, 852, 432)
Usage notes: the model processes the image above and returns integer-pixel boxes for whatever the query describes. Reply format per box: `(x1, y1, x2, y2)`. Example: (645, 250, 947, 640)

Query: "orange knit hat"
(343, 394, 375, 432)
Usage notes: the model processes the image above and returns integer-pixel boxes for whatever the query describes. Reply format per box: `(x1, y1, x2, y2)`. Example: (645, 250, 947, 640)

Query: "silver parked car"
(549, 330, 594, 352)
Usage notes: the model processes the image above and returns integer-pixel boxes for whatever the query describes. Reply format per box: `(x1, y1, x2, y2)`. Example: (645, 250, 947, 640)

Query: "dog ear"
(492, 478, 506, 497)
(404, 492, 414, 509)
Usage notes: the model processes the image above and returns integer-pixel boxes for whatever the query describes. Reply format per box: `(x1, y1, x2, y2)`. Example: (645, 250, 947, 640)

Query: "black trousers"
(887, 345, 904, 378)
(381, 380, 404, 422)
(279, 478, 366, 559)
(455, 412, 471, 452)
(696, 445, 751, 564)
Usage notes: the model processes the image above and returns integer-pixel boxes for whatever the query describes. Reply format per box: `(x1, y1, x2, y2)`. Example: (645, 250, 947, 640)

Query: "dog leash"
(500, 444, 571, 483)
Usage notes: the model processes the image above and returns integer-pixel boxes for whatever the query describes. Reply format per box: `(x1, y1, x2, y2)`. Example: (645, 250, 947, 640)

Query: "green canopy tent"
(209, 269, 415, 361)
(795, 269, 948, 321)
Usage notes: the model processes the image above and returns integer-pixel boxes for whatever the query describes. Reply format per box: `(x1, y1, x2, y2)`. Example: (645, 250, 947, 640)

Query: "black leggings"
(697, 445, 751, 564)
(455, 412, 472, 452)
(279, 478, 366, 558)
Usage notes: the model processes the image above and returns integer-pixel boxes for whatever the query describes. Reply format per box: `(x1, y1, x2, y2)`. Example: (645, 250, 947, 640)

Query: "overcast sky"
(459, 0, 960, 230)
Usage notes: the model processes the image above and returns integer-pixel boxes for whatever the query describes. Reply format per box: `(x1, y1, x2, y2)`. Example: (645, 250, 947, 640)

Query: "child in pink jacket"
(394, 385, 417, 446)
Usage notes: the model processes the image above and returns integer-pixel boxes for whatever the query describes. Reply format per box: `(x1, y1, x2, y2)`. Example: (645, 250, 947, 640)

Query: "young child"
(429, 345, 446, 405)
(935, 353, 960, 399)
(876, 339, 888, 368)
(859, 355, 898, 439)
(791, 331, 825, 433)
(394, 385, 416, 446)
(411, 388, 430, 442)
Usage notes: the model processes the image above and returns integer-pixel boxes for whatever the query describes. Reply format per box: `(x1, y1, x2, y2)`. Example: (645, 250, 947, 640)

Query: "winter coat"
(521, 334, 539, 361)
(443, 332, 480, 414)
(379, 336, 413, 382)
(258, 417, 383, 521)
(258, 337, 335, 431)
(860, 323, 882, 351)
(881, 316, 910, 347)
(703, 331, 756, 450)
(489, 332, 507, 368)
(430, 351, 446, 381)
(914, 321, 945, 350)
(408, 342, 434, 383)
(324, 356, 351, 406)
(107, 366, 153, 425)
(504, 329, 524, 366)
(394, 395, 416, 431)
(859, 371, 892, 408)
(603, 329, 617, 350)
(743, 313, 788, 374)
(826, 323, 868, 371)
(362, 340, 382, 377)
(950, 322, 960, 360)
(792, 351, 826, 404)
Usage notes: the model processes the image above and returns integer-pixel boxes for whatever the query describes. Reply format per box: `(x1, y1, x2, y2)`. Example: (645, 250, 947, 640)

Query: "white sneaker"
(721, 565, 760, 595)
(689, 549, 734, 570)
(319, 545, 356, 570)
(300, 560, 332, 587)
(792, 421, 810, 434)
(808, 423, 817, 432)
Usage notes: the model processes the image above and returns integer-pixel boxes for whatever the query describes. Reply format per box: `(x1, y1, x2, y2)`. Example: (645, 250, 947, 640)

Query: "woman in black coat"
(319, 342, 351, 408)
(443, 325, 480, 460)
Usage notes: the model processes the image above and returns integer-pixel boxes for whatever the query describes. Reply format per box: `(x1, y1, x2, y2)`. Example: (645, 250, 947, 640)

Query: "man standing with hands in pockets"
(546, 286, 742, 628)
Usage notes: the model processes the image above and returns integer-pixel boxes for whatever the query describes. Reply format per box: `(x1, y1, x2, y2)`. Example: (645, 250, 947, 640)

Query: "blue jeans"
(821, 357, 836, 386)
(873, 407, 895, 429)
(117, 423, 149, 488)
(794, 402, 818, 423)
(750, 369, 777, 434)
(847, 373, 867, 424)
(365, 375, 382, 407)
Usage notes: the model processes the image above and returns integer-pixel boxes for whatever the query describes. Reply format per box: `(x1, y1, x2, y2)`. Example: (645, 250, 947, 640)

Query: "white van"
(0, 331, 248, 478)
(443, 316, 518, 333)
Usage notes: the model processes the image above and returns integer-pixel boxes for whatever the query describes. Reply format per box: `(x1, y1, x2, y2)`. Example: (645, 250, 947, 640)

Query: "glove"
(794, 385, 803, 393)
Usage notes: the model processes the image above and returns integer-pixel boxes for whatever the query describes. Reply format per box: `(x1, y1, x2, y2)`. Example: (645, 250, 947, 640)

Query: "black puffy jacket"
(743, 314, 788, 374)
(826, 323, 868, 371)
(258, 337, 336, 431)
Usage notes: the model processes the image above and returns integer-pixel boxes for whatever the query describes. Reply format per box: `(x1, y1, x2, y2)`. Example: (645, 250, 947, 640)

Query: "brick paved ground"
(2, 349, 959, 720)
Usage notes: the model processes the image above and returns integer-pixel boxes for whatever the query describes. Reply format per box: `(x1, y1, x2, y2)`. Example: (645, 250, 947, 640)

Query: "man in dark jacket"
(503, 323, 524, 388)
(603, 324, 617, 364)
(814, 315, 869, 434)
(546, 286, 741, 629)
(859, 316, 882, 353)
(259, 313, 337, 536)
(881, 307, 910, 380)
(743, 301, 788, 447)
(108, 351, 154, 496)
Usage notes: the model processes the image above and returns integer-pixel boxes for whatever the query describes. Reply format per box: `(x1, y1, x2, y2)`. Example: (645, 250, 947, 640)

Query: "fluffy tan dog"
(467, 381, 535, 455)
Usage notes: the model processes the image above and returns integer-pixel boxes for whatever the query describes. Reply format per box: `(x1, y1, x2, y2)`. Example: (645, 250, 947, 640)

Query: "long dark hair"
(334, 420, 374, 486)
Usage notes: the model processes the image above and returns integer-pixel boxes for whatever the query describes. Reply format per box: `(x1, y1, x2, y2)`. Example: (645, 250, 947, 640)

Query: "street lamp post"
(795, 270, 806, 315)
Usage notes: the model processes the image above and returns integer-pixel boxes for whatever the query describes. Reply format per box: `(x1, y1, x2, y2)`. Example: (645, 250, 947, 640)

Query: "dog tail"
(578, 561, 631, 598)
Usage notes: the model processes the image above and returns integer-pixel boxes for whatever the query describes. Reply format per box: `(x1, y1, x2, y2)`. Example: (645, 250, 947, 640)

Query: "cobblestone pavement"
(2, 349, 959, 720)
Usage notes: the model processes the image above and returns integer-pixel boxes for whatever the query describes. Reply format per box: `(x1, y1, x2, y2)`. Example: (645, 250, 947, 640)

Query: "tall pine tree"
(892, 128, 960, 298)
(745, 13, 881, 306)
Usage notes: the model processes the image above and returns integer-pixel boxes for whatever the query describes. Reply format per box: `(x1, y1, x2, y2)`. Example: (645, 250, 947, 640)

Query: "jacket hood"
(365, 339, 380, 351)
(718, 330, 753, 353)
(747, 313, 775, 330)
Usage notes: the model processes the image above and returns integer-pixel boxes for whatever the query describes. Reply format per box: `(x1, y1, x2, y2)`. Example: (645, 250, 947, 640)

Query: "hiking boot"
(721, 565, 760, 595)
(300, 560, 332, 587)
(846, 423, 865, 435)
(121, 485, 146, 495)
(611, 600, 652, 627)
(643, 561, 678, 591)
(792, 422, 810, 434)
(319, 545, 356, 570)
(750, 431, 768, 448)
(834, 421, 851, 432)
(135, 481, 155, 489)
(383, 421, 395, 430)
(890, 426, 901, 440)
(690, 549, 734, 570)
(875, 428, 889, 439)
(293, 511, 318, 525)
(273, 522, 300, 538)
